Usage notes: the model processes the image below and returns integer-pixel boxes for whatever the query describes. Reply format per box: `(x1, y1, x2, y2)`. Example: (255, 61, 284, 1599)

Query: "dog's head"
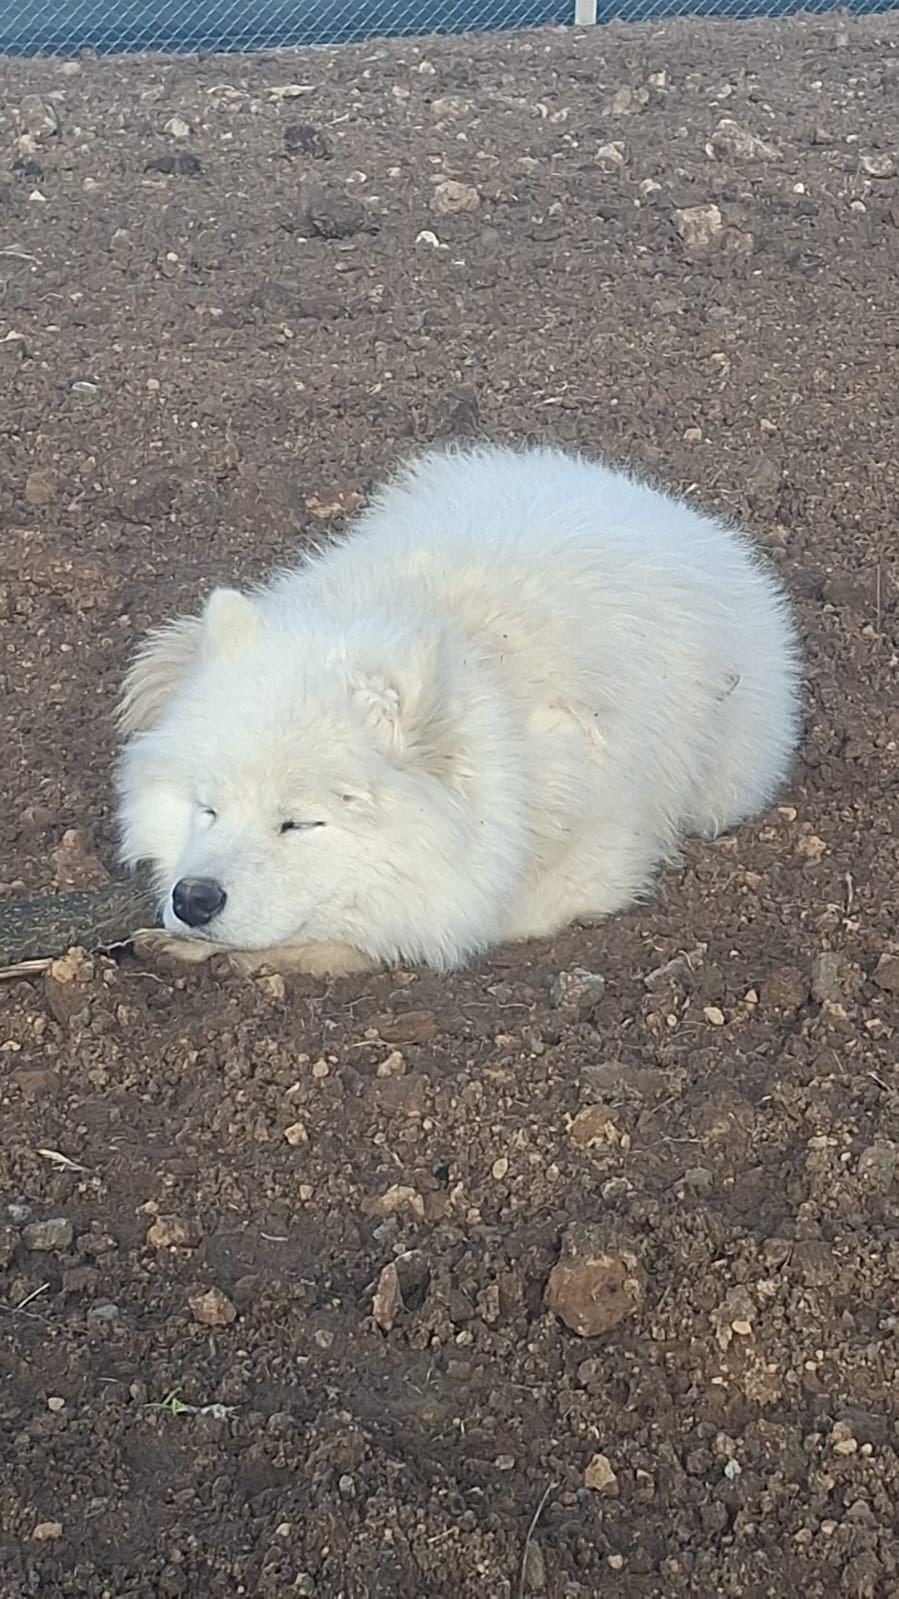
(116, 587, 495, 965)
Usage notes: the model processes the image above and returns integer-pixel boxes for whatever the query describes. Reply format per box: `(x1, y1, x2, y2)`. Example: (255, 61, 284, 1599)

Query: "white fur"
(116, 443, 801, 975)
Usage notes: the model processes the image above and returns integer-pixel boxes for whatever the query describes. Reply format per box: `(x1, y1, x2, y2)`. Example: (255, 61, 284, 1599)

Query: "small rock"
(283, 1120, 309, 1146)
(376, 1050, 406, 1078)
(362, 1184, 425, 1222)
(684, 1165, 714, 1191)
(86, 1301, 120, 1328)
(188, 1286, 237, 1327)
(569, 1103, 623, 1149)
(24, 467, 58, 507)
(146, 1216, 199, 1249)
(811, 950, 845, 1005)
(595, 141, 626, 170)
(606, 86, 648, 115)
(19, 95, 61, 140)
(859, 153, 895, 179)
(703, 1005, 726, 1026)
(32, 1521, 63, 1542)
(163, 115, 192, 139)
(431, 179, 480, 215)
(673, 203, 723, 252)
(584, 1452, 619, 1496)
(431, 95, 469, 119)
(284, 122, 332, 158)
(545, 1224, 644, 1337)
(373, 1008, 438, 1045)
(874, 953, 899, 995)
(521, 1536, 546, 1593)
(23, 1217, 73, 1252)
(70, 379, 99, 397)
(1, 332, 27, 363)
(549, 967, 605, 1016)
(707, 119, 779, 161)
(857, 1142, 896, 1195)
(762, 966, 809, 1010)
(831, 1420, 858, 1456)
(373, 1261, 403, 1331)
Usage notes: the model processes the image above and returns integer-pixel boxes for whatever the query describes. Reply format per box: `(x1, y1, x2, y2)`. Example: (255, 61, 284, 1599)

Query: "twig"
(517, 1481, 555, 1599)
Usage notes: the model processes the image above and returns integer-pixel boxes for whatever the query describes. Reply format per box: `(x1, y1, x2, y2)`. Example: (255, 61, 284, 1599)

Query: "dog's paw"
(227, 942, 376, 978)
(130, 927, 224, 966)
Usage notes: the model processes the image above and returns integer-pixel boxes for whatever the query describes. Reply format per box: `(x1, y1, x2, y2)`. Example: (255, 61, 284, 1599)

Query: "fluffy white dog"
(117, 444, 800, 976)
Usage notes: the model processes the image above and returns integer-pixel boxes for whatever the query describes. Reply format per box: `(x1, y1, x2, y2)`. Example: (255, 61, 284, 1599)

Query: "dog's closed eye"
(280, 819, 326, 835)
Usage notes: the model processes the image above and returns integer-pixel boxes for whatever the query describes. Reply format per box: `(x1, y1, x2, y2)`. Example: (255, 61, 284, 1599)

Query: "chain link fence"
(0, 0, 891, 63)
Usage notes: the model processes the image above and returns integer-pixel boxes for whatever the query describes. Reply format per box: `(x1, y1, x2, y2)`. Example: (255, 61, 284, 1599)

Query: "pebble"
(672, 203, 723, 252)
(584, 1452, 619, 1495)
(707, 118, 779, 161)
(146, 1216, 199, 1249)
(549, 966, 605, 1016)
(831, 1420, 858, 1455)
(188, 1286, 237, 1327)
(811, 951, 845, 1005)
(86, 1301, 120, 1327)
(18, 95, 60, 140)
(569, 1103, 623, 1149)
(373, 1008, 437, 1045)
(431, 179, 480, 215)
(874, 953, 899, 995)
(859, 153, 895, 179)
(684, 1165, 714, 1191)
(70, 380, 99, 397)
(163, 115, 192, 139)
(431, 95, 469, 119)
(376, 1050, 406, 1079)
(24, 467, 59, 507)
(362, 1184, 425, 1222)
(372, 1261, 403, 1331)
(595, 141, 626, 170)
(545, 1224, 644, 1337)
(283, 1121, 309, 1146)
(23, 1217, 73, 1252)
(32, 1521, 63, 1541)
(856, 1142, 896, 1196)
(606, 85, 648, 115)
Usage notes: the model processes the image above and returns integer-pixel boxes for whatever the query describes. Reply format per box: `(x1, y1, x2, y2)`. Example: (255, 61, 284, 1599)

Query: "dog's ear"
(118, 615, 203, 735)
(202, 587, 263, 659)
(351, 632, 460, 779)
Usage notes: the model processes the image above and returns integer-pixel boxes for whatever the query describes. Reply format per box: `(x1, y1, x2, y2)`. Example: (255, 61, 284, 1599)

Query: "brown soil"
(2, 15, 898, 1597)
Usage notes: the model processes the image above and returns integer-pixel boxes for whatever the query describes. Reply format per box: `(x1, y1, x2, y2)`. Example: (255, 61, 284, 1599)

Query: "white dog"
(116, 444, 800, 976)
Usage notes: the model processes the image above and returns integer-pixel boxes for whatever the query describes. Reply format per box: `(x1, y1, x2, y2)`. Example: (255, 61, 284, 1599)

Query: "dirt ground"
(1, 13, 898, 1597)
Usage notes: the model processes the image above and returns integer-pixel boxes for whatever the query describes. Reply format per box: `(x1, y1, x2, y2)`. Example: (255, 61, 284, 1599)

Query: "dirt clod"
(545, 1224, 645, 1336)
(22, 1217, 73, 1252)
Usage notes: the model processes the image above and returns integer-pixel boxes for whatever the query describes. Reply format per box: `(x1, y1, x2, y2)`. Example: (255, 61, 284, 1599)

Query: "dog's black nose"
(172, 877, 227, 928)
